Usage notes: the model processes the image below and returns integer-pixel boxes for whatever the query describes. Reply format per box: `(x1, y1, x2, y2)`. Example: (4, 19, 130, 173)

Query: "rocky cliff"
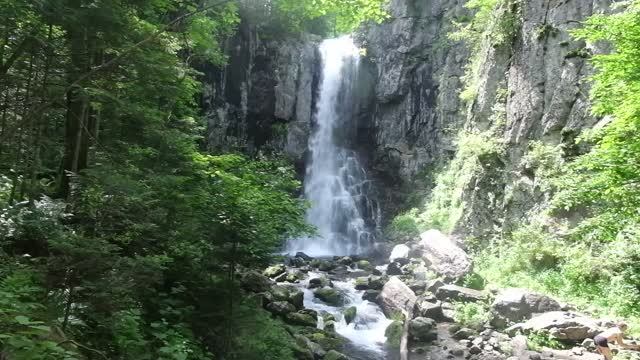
(201, 19, 321, 170)
(360, 0, 614, 239)
(203, 0, 615, 241)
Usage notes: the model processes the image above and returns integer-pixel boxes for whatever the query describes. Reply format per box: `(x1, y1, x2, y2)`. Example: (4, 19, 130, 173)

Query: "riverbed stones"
(308, 276, 331, 289)
(362, 289, 380, 302)
(378, 276, 417, 317)
(389, 244, 410, 262)
(385, 320, 404, 348)
(387, 261, 404, 275)
(355, 277, 369, 290)
(271, 285, 304, 309)
(343, 306, 357, 325)
(263, 264, 287, 278)
(418, 230, 472, 281)
(314, 288, 344, 306)
(409, 317, 437, 342)
(286, 311, 318, 327)
(241, 271, 272, 293)
(414, 298, 445, 321)
(295, 335, 326, 359)
(266, 301, 296, 315)
(356, 259, 373, 271)
(436, 284, 486, 302)
(368, 275, 386, 290)
(324, 350, 349, 360)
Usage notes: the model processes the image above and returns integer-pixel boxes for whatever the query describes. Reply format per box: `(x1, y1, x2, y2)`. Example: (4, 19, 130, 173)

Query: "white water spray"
(287, 36, 379, 257)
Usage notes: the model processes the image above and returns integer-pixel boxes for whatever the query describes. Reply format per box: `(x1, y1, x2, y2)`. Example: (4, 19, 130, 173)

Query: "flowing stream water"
(286, 36, 379, 257)
(285, 37, 393, 359)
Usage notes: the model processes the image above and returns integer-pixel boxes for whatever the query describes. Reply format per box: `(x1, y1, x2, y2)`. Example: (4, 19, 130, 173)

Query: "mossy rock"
(263, 264, 287, 278)
(343, 306, 357, 325)
(324, 350, 349, 360)
(324, 320, 336, 332)
(385, 320, 404, 348)
(314, 288, 344, 306)
(286, 312, 318, 327)
(356, 259, 373, 271)
(355, 277, 369, 290)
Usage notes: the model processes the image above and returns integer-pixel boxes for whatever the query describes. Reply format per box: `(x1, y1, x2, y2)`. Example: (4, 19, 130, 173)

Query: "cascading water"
(287, 36, 379, 257)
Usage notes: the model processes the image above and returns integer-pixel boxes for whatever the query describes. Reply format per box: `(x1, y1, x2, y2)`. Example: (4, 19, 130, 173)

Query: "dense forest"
(1, 0, 640, 359)
(0, 1, 385, 359)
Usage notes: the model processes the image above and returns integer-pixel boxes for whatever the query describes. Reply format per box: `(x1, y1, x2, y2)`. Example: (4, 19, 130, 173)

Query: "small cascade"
(295, 272, 393, 360)
(287, 36, 379, 257)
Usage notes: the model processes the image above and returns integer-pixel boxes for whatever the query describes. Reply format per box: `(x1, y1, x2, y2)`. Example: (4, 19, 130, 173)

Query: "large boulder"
(378, 276, 417, 317)
(436, 284, 486, 302)
(266, 301, 296, 315)
(409, 317, 437, 342)
(389, 244, 410, 262)
(343, 306, 357, 325)
(240, 271, 272, 293)
(263, 264, 287, 278)
(314, 288, 344, 306)
(418, 230, 472, 281)
(271, 285, 304, 309)
(506, 311, 601, 341)
(285, 311, 318, 327)
(491, 288, 562, 327)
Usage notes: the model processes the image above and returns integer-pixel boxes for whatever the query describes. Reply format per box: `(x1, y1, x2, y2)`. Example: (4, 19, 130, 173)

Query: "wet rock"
(318, 261, 337, 272)
(385, 320, 404, 348)
(288, 256, 307, 267)
(491, 288, 561, 328)
(266, 301, 296, 315)
(295, 335, 326, 359)
(314, 288, 344, 306)
(418, 230, 472, 282)
(263, 264, 287, 278)
(354, 277, 369, 290)
(453, 328, 475, 340)
(285, 270, 305, 283)
(389, 244, 411, 262)
(337, 256, 353, 266)
(356, 259, 373, 271)
(506, 311, 601, 341)
(368, 275, 386, 290)
(387, 261, 404, 275)
(414, 298, 445, 322)
(296, 252, 313, 261)
(409, 317, 437, 342)
(436, 284, 486, 302)
(271, 285, 304, 309)
(286, 312, 318, 327)
(308, 276, 332, 289)
(324, 320, 336, 332)
(324, 350, 349, 360)
(362, 289, 380, 303)
(343, 306, 357, 325)
(241, 271, 272, 293)
(378, 276, 417, 317)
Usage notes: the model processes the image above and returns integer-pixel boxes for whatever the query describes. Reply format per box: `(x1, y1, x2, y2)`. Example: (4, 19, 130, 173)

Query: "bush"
(386, 209, 421, 243)
(453, 302, 492, 330)
(526, 330, 563, 351)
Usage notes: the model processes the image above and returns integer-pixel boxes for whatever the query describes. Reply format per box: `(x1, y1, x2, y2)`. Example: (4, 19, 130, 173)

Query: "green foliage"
(274, 0, 389, 34)
(230, 303, 297, 360)
(526, 330, 563, 351)
(450, 0, 521, 101)
(385, 208, 421, 243)
(520, 141, 565, 192)
(453, 302, 492, 330)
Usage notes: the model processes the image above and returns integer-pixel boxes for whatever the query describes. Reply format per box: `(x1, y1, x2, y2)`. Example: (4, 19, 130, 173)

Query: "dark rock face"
(357, 0, 613, 236)
(201, 21, 321, 169)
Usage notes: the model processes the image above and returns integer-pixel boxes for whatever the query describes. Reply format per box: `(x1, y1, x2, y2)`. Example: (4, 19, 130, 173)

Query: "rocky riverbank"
(240, 230, 640, 360)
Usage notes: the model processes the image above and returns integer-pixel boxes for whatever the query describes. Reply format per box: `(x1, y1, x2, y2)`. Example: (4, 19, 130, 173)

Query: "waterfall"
(287, 36, 379, 257)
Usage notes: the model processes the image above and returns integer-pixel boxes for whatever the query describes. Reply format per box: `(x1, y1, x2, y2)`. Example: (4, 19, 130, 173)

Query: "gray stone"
(263, 264, 287, 278)
(436, 284, 486, 302)
(324, 350, 349, 360)
(241, 271, 272, 293)
(266, 301, 296, 315)
(418, 230, 472, 281)
(378, 276, 417, 317)
(409, 317, 437, 342)
(491, 288, 562, 328)
(506, 311, 601, 341)
(314, 288, 344, 306)
(343, 306, 357, 325)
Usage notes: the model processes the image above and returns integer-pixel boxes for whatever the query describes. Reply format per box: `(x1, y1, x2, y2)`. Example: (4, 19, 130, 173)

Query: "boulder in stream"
(418, 229, 472, 281)
(389, 244, 410, 262)
(286, 311, 318, 327)
(343, 306, 357, 325)
(263, 264, 287, 278)
(378, 276, 417, 317)
(314, 287, 344, 306)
